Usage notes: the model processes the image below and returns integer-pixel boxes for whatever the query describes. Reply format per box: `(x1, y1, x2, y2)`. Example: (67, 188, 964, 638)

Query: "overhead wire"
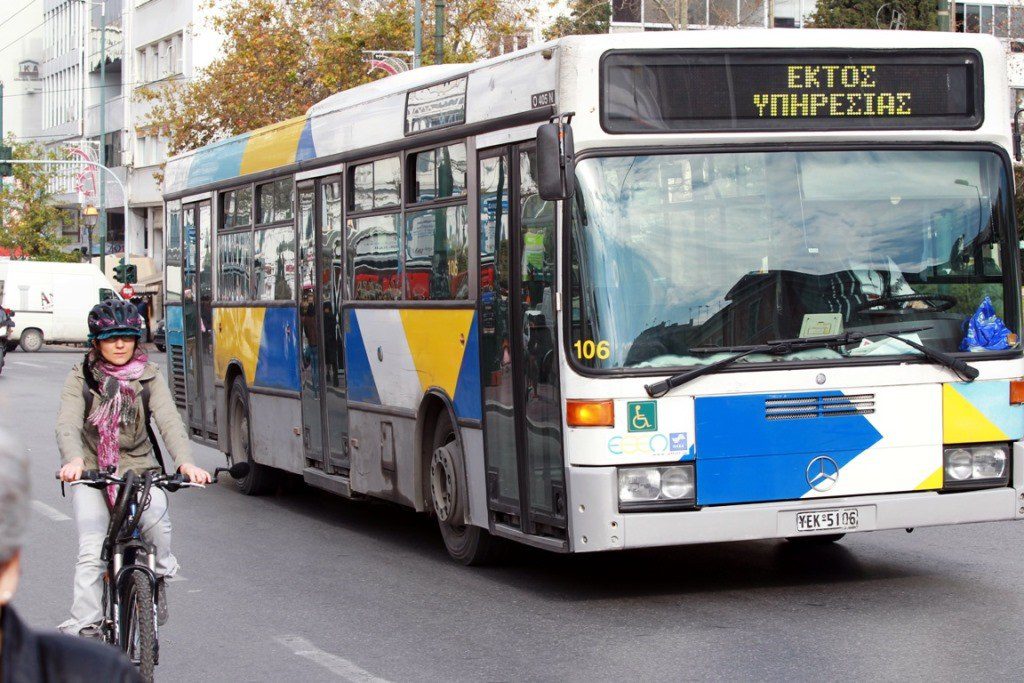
(0, 0, 39, 32)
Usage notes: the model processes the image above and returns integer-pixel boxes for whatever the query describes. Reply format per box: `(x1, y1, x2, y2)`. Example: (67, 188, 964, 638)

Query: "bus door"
(297, 176, 348, 473)
(182, 200, 216, 440)
(478, 145, 566, 538)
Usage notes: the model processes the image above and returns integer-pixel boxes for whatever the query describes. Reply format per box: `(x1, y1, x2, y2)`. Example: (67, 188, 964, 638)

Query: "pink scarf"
(89, 349, 148, 505)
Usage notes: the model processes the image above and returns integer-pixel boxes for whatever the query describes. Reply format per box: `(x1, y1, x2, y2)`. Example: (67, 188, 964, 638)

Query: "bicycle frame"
(96, 471, 161, 661)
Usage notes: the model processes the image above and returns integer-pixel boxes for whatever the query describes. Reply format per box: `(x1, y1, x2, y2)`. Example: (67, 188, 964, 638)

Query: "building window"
(957, 3, 1018, 37)
(136, 32, 184, 85)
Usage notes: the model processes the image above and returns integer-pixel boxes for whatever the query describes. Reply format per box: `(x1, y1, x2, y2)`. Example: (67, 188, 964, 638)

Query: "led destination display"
(602, 50, 982, 133)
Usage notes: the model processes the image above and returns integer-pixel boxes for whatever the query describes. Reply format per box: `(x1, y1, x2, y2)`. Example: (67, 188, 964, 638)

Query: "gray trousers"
(60, 484, 178, 634)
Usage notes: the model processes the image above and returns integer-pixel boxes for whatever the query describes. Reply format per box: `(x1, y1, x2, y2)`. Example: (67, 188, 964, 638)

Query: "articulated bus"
(163, 30, 1024, 564)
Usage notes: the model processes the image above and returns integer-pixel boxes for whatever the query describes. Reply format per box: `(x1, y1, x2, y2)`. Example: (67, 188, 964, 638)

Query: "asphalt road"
(3, 348, 1024, 681)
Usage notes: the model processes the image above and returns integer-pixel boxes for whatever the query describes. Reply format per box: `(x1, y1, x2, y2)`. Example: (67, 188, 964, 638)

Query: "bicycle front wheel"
(121, 571, 157, 682)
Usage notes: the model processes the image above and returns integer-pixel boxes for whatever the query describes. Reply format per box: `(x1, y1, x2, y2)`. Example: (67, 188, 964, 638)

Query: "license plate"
(795, 507, 859, 533)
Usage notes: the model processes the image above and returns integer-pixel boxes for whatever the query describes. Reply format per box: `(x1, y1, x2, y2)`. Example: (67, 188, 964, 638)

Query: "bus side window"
(99, 288, 116, 301)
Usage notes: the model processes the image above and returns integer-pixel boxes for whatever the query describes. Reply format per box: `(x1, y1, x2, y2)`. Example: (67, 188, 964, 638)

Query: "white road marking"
(31, 500, 71, 521)
(9, 360, 46, 369)
(275, 635, 390, 683)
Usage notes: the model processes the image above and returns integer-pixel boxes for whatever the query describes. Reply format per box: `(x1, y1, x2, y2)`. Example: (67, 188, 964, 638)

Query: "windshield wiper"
(643, 326, 976, 398)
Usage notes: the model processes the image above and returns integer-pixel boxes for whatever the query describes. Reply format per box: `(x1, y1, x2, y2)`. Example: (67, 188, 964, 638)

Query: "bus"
(163, 29, 1024, 564)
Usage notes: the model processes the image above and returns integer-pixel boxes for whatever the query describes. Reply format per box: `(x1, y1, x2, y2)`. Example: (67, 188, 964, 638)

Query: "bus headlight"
(943, 444, 1009, 489)
(618, 464, 696, 511)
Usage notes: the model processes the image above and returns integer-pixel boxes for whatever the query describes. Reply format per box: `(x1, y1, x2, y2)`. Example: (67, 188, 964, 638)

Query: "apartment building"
(0, 1, 45, 142)
(25, 0, 223, 263)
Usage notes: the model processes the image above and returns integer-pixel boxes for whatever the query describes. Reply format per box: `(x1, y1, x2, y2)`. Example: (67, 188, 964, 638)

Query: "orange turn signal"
(566, 399, 614, 427)
(1011, 380, 1024, 405)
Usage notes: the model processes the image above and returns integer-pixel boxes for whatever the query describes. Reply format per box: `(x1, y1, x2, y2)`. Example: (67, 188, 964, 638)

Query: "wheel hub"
(430, 444, 459, 523)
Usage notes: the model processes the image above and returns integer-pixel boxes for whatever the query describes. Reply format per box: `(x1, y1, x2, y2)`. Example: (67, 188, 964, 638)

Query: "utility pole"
(937, 0, 951, 31)
(676, 0, 688, 29)
(98, 0, 109, 274)
(434, 0, 444, 65)
(414, 0, 422, 68)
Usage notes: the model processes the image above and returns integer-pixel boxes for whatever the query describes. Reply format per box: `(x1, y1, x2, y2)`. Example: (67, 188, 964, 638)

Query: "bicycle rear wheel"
(121, 572, 157, 682)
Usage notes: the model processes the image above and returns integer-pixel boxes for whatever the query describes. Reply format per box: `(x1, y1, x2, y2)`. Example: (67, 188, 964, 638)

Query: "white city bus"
(163, 29, 1024, 564)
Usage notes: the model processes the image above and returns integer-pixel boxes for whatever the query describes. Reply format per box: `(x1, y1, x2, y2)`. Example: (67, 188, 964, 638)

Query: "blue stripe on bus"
(695, 391, 882, 505)
(186, 136, 247, 188)
(165, 305, 183, 346)
(253, 307, 301, 392)
(296, 118, 317, 162)
(453, 315, 482, 421)
(345, 310, 381, 404)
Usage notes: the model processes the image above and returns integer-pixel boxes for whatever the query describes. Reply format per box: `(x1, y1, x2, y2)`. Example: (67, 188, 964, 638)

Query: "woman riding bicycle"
(55, 300, 211, 637)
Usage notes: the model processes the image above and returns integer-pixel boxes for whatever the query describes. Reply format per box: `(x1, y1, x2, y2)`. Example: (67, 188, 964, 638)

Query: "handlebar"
(54, 462, 248, 490)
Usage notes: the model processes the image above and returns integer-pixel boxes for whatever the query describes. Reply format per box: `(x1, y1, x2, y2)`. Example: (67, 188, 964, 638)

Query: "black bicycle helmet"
(88, 299, 144, 340)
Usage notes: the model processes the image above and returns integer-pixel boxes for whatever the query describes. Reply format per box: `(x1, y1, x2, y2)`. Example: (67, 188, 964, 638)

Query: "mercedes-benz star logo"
(806, 456, 840, 492)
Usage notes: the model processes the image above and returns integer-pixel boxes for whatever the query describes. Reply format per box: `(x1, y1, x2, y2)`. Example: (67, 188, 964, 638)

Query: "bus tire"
(785, 533, 845, 545)
(431, 411, 504, 566)
(229, 376, 276, 496)
(19, 328, 43, 353)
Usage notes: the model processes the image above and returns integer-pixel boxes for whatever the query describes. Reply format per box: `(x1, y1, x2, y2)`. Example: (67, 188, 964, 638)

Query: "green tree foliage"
(0, 139, 77, 262)
(808, 0, 937, 30)
(142, 0, 535, 155)
(544, 0, 611, 39)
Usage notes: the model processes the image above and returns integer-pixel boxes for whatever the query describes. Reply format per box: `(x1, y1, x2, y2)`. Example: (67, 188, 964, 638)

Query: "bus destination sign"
(602, 50, 982, 133)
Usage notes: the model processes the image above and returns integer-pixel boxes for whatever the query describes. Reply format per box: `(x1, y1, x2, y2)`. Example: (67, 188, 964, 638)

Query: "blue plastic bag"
(960, 296, 1015, 352)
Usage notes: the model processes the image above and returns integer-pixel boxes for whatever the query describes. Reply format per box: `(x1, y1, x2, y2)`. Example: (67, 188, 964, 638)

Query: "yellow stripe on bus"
(399, 309, 475, 398)
(239, 116, 307, 177)
(213, 307, 264, 386)
(915, 467, 943, 491)
(942, 383, 1008, 444)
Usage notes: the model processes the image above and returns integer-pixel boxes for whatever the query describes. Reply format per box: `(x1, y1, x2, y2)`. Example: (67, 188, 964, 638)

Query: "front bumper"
(567, 443, 1024, 552)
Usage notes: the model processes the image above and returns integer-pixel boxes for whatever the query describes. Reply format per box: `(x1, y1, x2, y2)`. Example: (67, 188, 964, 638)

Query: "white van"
(0, 261, 120, 352)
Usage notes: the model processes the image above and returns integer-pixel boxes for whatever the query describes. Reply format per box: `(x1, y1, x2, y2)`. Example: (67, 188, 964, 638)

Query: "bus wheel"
(785, 534, 845, 545)
(19, 329, 43, 353)
(229, 376, 275, 496)
(431, 411, 503, 566)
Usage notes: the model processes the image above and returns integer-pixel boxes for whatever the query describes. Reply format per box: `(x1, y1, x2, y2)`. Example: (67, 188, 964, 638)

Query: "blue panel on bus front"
(253, 307, 301, 392)
(694, 392, 882, 505)
(453, 316, 482, 422)
(344, 310, 381, 405)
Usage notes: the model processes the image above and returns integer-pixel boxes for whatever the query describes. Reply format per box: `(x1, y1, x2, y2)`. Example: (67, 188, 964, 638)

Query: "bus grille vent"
(169, 346, 186, 410)
(764, 394, 875, 420)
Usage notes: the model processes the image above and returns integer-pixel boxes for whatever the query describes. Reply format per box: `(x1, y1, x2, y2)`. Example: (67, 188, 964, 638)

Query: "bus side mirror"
(537, 115, 575, 201)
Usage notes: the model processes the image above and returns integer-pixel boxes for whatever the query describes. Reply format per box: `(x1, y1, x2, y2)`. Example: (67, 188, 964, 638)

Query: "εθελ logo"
(608, 432, 690, 456)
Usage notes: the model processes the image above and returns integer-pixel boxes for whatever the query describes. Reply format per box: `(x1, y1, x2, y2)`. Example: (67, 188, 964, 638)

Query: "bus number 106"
(574, 339, 611, 361)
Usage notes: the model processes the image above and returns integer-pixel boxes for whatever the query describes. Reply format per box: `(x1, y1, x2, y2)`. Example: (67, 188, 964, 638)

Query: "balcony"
(85, 96, 124, 137)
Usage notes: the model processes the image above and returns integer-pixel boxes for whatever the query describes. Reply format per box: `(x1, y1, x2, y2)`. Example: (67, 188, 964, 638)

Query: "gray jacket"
(55, 360, 194, 473)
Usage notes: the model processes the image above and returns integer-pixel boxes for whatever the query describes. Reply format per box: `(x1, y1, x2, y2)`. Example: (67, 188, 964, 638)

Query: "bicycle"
(58, 463, 248, 681)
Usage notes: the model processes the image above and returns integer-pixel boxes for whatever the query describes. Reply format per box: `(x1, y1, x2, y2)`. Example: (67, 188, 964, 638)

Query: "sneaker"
(156, 578, 168, 626)
(78, 622, 104, 640)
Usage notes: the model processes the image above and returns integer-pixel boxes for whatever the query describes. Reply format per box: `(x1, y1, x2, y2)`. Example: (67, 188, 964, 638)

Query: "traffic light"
(0, 145, 12, 177)
(113, 263, 138, 284)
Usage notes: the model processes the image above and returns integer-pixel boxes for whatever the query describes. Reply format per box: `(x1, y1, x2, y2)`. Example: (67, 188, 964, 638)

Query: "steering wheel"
(853, 293, 957, 313)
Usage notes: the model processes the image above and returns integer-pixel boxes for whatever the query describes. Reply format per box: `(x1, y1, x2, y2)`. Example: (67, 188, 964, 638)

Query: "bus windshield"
(570, 150, 1017, 370)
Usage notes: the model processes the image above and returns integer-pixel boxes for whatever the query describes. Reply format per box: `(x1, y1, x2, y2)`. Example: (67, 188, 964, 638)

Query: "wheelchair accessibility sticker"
(627, 401, 657, 432)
